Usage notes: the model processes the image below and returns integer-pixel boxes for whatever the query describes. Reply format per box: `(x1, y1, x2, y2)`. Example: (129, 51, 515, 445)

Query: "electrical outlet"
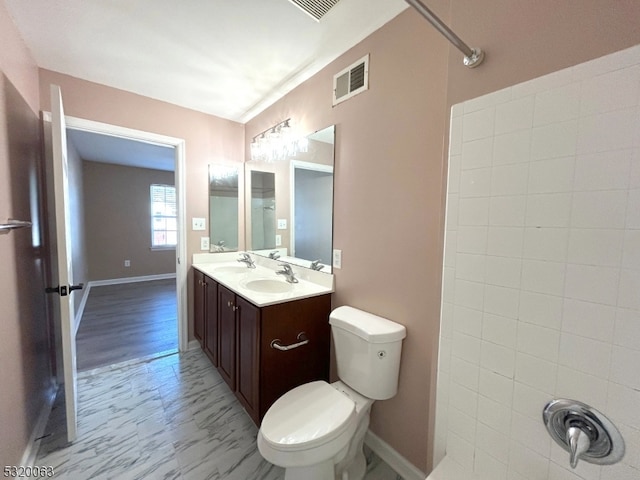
(192, 217, 206, 231)
(277, 219, 287, 230)
(275, 234, 282, 246)
(332, 249, 342, 269)
(124, 259, 131, 267)
(200, 237, 210, 251)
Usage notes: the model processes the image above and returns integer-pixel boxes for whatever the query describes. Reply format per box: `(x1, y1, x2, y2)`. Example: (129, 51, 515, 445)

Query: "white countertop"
(192, 252, 334, 307)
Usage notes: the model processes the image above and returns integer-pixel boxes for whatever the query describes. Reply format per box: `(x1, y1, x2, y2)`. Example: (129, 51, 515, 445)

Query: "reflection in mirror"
(250, 171, 276, 250)
(245, 125, 334, 272)
(209, 164, 239, 252)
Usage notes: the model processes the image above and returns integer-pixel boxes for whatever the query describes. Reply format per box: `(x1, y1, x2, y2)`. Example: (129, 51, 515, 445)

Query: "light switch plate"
(277, 219, 287, 230)
(200, 237, 210, 251)
(332, 249, 342, 269)
(275, 234, 282, 246)
(192, 217, 206, 231)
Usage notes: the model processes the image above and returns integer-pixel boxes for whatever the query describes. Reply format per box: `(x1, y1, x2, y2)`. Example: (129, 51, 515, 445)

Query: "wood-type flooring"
(76, 279, 178, 371)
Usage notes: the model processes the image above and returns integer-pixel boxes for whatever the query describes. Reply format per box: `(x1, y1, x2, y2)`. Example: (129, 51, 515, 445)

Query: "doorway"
(44, 113, 188, 369)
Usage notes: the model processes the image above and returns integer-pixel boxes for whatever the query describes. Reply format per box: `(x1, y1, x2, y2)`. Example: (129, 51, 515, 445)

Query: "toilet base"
(283, 459, 334, 480)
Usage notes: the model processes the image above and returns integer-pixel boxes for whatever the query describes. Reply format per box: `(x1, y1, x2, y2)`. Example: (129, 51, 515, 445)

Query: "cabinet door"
(235, 295, 260, 424)
(217, 285, 236, 390)
(193, 269, 205, 345)
(203, 276, 218, 366)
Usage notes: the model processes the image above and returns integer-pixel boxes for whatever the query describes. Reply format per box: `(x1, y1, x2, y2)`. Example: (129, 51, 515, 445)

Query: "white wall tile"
(515, 352, 558, 394)
(474, 448, 508, 480)
(630, 149, 640, 188)
(452, 330, 482, 364)
(534, 83, 581, 126)
(463, 87, 512, 113)
(607, 382, 640, 431)
(512, 381, 551, 420)
(521, 260, 566, 296)
(573, 149, 632, 191)
(562, 298, 615, 342)
(610, 346, 640, 390)
(518, 291, 563, 330)
(453, 304, 483, 338)
(622, 229, 640, 270)
(447, 154, 461, 193)
(523, 227, 569, 262)
(580, 65, 640, 115)
(555, 366, 608, 409)
(493, 130, 531, 166)
(480, 340, 516, 378)
(489, 195, 527, 226)
(577, 107, 637, 154)
(495, 96, 535, 135)
(565, 264, 620, 306)
(447, 404, 477, 442)
(508, 443, 550, 480)
(484, 285, 520, 319)
(479, 368, 514, 406)
(461, 137, 493, 170)
(487, 226, 524, 257)
(510, 411, 551, 457)
(455, 253, 486, 283)
(531, 120, 578, 161)
(456, 226, 488, 254)
(626, 188, 640, 228)
(458, 197, 489, 226)
(558, 333, 611, 379)
(567, 228, 624, 267)
(486, 256, 522, 289)
(448, 381, 479, 418)
(446, 433, 475, 471)
(463, 107, 495, 142)
(454, 278, 484, 310)
(482, 312, 517, 348)
(528, 157, 575, 194)
(570, 190, 628, 229)
(491, 163, 529, 196)
(478, 395, 512, 434)
(526, 193, 573, 227)
(451, 356, 480, 392)
(613, 308, 640, 351)
(516, 322, 560, 363)
(460, 167, 491, 198)
(449, 115, 463, 155)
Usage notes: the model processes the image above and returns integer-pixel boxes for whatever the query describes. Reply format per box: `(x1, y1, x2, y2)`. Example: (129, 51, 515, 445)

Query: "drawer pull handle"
(271, 332, 309, 351)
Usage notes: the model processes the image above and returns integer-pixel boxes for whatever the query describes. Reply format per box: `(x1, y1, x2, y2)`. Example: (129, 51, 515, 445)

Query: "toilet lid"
(260, 381, 356, 452)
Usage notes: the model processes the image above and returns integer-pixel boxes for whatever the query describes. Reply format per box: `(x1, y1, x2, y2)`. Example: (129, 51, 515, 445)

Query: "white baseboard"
(365, 430, 426, 480)
(89, 273, 176, 287)
(20, 382, 58, 467)
(74, 283, 91, 335)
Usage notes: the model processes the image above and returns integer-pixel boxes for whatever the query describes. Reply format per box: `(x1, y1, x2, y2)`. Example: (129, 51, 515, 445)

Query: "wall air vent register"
(333, 54, 369, 106)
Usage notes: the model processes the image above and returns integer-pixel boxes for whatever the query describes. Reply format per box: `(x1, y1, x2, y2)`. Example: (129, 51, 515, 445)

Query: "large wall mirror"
(208, 164, 239, 252)
(245, 125, 335, 272)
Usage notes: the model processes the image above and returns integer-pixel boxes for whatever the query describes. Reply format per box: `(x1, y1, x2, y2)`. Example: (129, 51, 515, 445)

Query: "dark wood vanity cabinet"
(193, 268, 331, 425)
(193, 270, 205, 344)
(203, 275, 218, 366)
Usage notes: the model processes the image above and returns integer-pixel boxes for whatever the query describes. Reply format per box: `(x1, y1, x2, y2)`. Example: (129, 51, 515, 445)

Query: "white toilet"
(257, 306, 407, 480)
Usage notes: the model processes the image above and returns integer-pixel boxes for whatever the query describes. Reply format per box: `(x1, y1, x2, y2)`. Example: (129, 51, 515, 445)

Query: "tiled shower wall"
(435, 45, 640, 480)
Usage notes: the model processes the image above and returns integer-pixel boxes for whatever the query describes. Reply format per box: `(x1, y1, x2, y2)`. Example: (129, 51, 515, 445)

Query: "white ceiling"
(5, 0, 409, 123)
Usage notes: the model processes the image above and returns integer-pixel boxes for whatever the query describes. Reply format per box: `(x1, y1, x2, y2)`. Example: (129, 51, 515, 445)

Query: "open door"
(48, 84, 82, 442)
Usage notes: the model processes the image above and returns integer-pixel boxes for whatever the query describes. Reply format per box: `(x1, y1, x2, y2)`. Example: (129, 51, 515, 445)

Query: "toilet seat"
(260, 381, 356, 452)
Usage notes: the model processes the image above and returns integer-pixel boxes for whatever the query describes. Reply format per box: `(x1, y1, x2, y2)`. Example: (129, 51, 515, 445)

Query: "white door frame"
(42, 112, 189, 353)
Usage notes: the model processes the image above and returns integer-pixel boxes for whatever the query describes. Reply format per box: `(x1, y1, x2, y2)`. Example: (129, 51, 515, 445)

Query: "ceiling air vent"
(288, 0, 342, 21)
(333, 54, 369, 106)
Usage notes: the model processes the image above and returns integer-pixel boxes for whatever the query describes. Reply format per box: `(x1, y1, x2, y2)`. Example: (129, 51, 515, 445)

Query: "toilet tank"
(329, 306, 406, 400)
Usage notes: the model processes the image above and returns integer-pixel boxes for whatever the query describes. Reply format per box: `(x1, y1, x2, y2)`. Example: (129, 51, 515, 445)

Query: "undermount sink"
(243, 278, 293, 294)
(213, 265, 251, 274)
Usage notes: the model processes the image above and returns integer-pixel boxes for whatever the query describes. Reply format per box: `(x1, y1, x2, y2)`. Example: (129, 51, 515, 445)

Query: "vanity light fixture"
(250, 118, 307, 162)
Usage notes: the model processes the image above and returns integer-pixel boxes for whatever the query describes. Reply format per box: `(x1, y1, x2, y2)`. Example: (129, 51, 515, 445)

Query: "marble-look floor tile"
(36, 348, 403, 479)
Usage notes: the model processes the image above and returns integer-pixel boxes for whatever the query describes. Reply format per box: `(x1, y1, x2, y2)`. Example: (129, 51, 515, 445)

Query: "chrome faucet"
(276, 263, 298, 283)
(269, 251, 281, 260)
(237, 252, 256, 269)
(310, 260, 324, 271)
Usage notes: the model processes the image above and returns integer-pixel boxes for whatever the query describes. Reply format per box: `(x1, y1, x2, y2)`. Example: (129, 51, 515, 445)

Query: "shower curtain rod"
(404, 0, 485, 68)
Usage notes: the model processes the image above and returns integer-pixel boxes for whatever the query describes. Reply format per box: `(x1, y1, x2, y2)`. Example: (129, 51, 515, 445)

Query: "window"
(150, 184, 177, 248)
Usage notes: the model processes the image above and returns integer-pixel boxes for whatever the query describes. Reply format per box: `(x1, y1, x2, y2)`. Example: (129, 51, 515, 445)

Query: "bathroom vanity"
(192, 253, 334, 425)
